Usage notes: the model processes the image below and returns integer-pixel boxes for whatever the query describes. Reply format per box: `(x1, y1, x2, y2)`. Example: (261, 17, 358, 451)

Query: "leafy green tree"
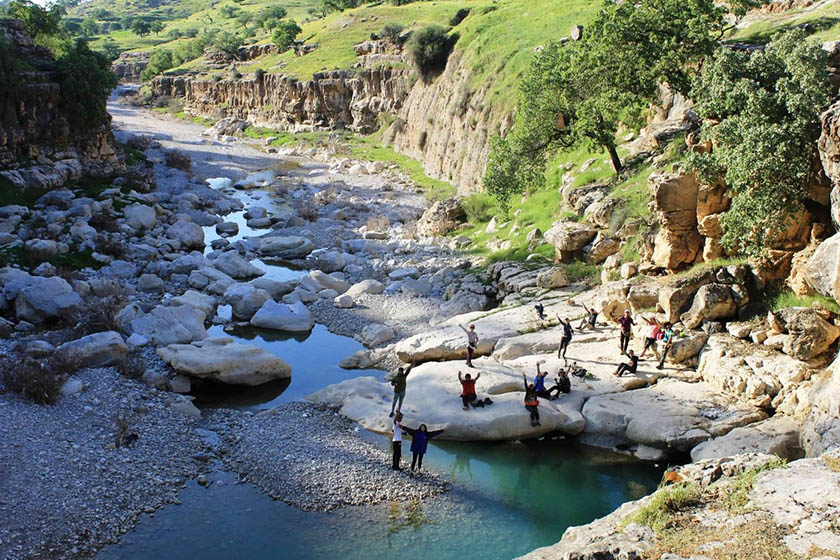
(236, 12, 252, 30)
(55, 39, 117, 132)
(140, 49, 174, 81)
(4, 0, 62, 40)
(130, 19, 151, 36)
(212, 31, 243, 57)
(218, 4, 240, 19)
(689, 30, 831, 256)
(483, 0, 764, 206)
(380, 23, 404, 43)
(272, 19, 301, 51)
(80, 17, 98, 36)
(150, 21, 164, 35)
(93, 8, 109, 20)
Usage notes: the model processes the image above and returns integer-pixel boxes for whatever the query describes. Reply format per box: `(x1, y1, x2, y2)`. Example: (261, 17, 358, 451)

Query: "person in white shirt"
(391, 411, 404, 470)
(460, 323, 479, 367)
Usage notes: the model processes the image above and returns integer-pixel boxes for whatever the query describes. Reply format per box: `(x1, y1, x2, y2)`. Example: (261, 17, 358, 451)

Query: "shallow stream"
(97, 176, 664, 559)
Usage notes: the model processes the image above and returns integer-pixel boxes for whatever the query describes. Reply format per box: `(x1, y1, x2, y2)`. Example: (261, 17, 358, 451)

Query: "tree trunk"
(607, 144, 623, 174)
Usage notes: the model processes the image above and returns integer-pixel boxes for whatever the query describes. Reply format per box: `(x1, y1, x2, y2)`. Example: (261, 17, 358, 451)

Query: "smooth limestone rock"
(222, 283, 271, 321)
(359, 323, 396, 347)
(310, 270, 350, 293)
(56, 331, 128, 368)
(334, 294, 354, 308)
(157, 337, 291, 386)
(167, 290, 217, 318)
(250, 300, 314, 332)
(15, 276, 83, 324)
(211, 251, 264, 279)
(257, 235, 315, 259)
(415, 198, 465, 237)
(119, 303, 208, 346)
(309, 359, 586, 441)
(690, 415, 803, 462)
(801, 355, 840, 455)
(124, 203, 156, 231)
(581, 378, 766, 459)
(168, 220, 204, 250)
(680, 283, 736, 329)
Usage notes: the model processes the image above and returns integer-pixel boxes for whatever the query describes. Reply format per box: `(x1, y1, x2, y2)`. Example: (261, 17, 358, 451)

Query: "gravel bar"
(206, 402, 450, 511)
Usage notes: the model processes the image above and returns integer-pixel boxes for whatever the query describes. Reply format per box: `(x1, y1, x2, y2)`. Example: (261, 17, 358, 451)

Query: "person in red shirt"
(458, 370, 480, 410)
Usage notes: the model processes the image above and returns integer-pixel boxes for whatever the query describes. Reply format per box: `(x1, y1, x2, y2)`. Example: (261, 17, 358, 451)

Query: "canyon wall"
(0, 18, 120, 189)
(152, 48, 503, 194)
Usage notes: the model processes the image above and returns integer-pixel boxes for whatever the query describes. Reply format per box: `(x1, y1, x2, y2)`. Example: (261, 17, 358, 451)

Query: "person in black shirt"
(557, 316, 573, 360)
(614, 310, 635, 355)
(615, 349, 639, 377)
(578, 303, 598, 330)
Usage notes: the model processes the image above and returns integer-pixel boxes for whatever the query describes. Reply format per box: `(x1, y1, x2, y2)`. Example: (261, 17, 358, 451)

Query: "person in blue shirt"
(656, 322, 675, 370)
(534, 362, 562, 400)
(403, 424, 444, 472)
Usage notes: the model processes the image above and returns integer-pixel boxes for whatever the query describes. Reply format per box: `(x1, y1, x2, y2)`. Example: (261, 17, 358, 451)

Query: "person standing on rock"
(460, 323, 479, 367)
(614, 349, 639, 377)
(392, 411, 404, 470)
(522, 373, 541, 427)
(656, 322, 675, 370)
(403, 424, 444, 472)
(578, 303, 598, 330)
(639, 316, 663, 361)
(534, 302, 546, 321)
(557, 316, 574, 361)
(458, 370, 480, 410)
(389, 363, 413, 418)
(614, 310, 636, 355)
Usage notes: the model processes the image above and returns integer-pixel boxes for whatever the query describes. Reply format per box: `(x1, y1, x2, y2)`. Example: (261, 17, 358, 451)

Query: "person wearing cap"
(459, 323, 479, 367)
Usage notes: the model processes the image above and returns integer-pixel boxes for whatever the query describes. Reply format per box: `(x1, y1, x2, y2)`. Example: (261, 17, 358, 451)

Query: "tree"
(689, 30, 831, 256)
(55, 39, 118, 132)
(272, 19, 301, 51)
(130, 19, 151, 36)
(218, 4, 240, 19)
(80, 17, 98, 36)
(380, 23, 404, 44)
(236, 12, 252, 30)
(407, 25, 456, 81)
(149, 21, 164, 35)
(211, 31, 243, 57)
(5, 0, 62, 40)
(140, 49, 174, 81)
(99, 38, 120, 60)
(483, 0, 765, 206)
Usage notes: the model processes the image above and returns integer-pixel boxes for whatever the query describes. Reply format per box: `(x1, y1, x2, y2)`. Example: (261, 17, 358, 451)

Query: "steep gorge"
(152, 47, 503, 194)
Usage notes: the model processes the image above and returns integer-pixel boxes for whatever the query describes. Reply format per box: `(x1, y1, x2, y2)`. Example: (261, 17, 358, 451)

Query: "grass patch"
(0, 245, 101, 271)
(565, 261, 601, 285)
(624, 482, 701, 533)
(716, 457, 787, 514)
(652, 518, 805, 560)
(771, 288, 840, 314)
(672, 257, 751, 279)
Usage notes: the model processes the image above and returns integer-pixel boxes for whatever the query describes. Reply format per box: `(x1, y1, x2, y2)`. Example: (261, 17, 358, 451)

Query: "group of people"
(386, 305, 680, 470)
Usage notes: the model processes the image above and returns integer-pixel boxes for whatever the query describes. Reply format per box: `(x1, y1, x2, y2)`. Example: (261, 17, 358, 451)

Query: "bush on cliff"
(55, 39, 118, 133)
(689, 30, 831, 256)
(272, 19, 302, 51)
(408, 25, 457, 81)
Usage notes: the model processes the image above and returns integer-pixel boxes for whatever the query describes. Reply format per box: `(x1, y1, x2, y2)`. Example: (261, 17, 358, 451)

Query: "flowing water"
(96, 177, 664, 560)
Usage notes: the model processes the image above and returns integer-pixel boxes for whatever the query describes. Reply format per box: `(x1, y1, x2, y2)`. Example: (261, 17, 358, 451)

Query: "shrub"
(0, 355, 74, 405)
(255, 68, 265, 82)
(73, 288, 128, 336)
(625, 482, 700, 533)
(212, 31, 243, 58)
(381, 23, 404, 44)
(449, 8, 470, 26)
(114, 409, 138, 448)
(164, 148, 192, 173)
(295, 198, 318, 221)
(462, 194, 496, 223)
(140, 49, 175, 81)
(408, 25, 457, 81)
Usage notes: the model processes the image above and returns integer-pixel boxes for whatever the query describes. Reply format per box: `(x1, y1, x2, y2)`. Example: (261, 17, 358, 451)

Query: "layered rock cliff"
(0, 18, 120, 190)
(152, 46, 502, 193)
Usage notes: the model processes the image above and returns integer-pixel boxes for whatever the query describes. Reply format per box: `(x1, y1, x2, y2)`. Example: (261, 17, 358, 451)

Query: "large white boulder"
(188, 267, 235, 295)
(359, 323, 396, 347)
(680, 283, 737, 329)
(167, 290, 218, 318)
(310, 270, 350, 293)
(16, 276, 83, 324)
(346, 279, 386, 297)
(119, 303, 208, 346)
(56, 331, 128, 368)
(690, 416, 803, 462)
(250, 300, 314, 332)
(222, 283, 271, 321)
(581, 378, 767, 459)
(157, 337, 291, 386)
(168, 220, 204, 250)
(211, 251, 264, 279)
(124, 203, 156, 231)
(257, 236, 315, 259)
(308, 359, 585, 440)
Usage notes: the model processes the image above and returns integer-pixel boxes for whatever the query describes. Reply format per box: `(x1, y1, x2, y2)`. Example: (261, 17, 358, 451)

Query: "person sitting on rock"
(535, 361, 561, 400)
(534, 302, 546, 321)
(639, 316, 663, 360)
(458, 370, 480, 410)
(557, 316, 574, 361)
(656, 323, 675, 370)
(391, 411, 404, 471)
(615, 349, 639, 377)
(555, 364, 572, 394)
(460, 323, 479, 367)
(403, 423, 444, 472)
(578, 303, 598, 330)
(614, 310, 636, 355)
(522, 373, 541, 427)
(389, 362, 413, 418)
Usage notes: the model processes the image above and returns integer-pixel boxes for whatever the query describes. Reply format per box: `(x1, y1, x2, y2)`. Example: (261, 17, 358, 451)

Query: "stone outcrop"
(111, 52, 149, 83)
(415, 198, 465, 237)
(649, 171, 705, 270)
(0, 18, 120, 187)
(157, 337, 291, 386)
(56, 331, 128, 369)
(544, 221, 598, 263)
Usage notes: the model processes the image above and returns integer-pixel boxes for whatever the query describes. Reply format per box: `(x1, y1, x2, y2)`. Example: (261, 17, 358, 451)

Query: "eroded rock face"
(680, 283, 736, 329)
(650, 171, 703, 270)
(819, 100, 840, 228)
(157, 337, 291, 386)
(416, 198, 465, 237)
(690, 416, 803, 462)
(769, 307, 840, 361)
(544, 222, 598, 263)
(805, 232, 840, 302)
